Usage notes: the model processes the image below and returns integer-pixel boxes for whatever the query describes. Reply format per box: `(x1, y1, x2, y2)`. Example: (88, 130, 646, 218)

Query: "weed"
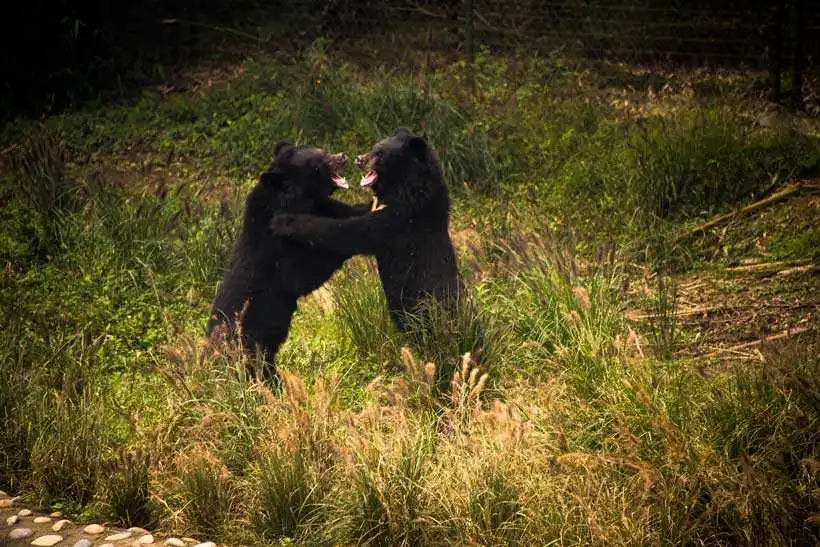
(101, 448, 154, 527)
(250, 445, 325, 541)
(402, 292, 505, 390)
(332, 429, 435, 546)
(173, 448, 238, 538)
(331, 262, 397, 363)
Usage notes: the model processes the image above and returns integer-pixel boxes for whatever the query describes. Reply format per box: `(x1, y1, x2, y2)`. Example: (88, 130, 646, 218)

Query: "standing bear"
(271, 128, 461, 330)
(208, 142, 367, 381)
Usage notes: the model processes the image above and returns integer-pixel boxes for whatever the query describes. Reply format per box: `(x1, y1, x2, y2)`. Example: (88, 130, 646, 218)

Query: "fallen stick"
(631, 301, 818, 321)
(777, 264, 820, 277)
(703, 326, 813, 358)
(628, 305, 726, 321)
(681, 182, 804, 240)
(725, 259, 812, 274)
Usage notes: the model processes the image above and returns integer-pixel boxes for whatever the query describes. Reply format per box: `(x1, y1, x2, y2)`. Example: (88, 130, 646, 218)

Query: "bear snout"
(328, 152, 348, 171)
(355, 153, 369, 170)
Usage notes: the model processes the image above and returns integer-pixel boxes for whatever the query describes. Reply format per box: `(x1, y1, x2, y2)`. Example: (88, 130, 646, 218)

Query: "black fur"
(271, 129, 461, 330)
(207, 143, 367, 381)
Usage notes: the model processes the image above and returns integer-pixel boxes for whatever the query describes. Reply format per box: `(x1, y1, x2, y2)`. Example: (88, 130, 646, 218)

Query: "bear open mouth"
(332, 173, 349, 189)
(361, 170, 378, 188)
(327, 152, 349, 189)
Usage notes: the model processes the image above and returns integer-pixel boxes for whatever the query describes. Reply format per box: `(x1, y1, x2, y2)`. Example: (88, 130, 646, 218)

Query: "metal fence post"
(465, 0, 475, 98)
(791, 0, 806, 109)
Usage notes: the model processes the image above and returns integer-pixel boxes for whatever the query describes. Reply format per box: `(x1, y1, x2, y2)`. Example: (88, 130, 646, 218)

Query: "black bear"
(207, 142, 368, 381)
(271, 129, 461, 330)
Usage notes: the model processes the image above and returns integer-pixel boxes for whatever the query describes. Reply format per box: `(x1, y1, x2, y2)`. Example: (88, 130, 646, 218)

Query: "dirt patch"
(628, 187, 820, 365)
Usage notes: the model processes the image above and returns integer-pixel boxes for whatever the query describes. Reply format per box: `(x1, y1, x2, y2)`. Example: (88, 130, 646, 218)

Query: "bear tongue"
(360, 170, 378, 188)
(332, 174, 349, 189)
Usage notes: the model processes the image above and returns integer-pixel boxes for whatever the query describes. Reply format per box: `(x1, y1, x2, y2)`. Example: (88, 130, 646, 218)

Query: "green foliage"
(488, 235, 626, 393)
(620, 110, 819, 218)
(770, 227, 820, 261)
(331, 264, 397, 364)
(402, 293, 506, 390)
(29, 383, 114, 506)
(174, 449, 239, 538)
(250, 445, 325, 541)
(464, 464, 523, 545)
(101, 448, 154, 527)
(330, 429, 435, 546)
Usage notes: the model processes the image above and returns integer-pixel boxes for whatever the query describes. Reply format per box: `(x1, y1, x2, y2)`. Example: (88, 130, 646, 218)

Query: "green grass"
(1, 42, 819, 545)
(771, 227, 820, 261)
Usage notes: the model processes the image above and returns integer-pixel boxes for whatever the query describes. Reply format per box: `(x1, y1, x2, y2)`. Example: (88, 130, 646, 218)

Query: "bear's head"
(355, 128, 444, 205)
(261, 142, 349, 200)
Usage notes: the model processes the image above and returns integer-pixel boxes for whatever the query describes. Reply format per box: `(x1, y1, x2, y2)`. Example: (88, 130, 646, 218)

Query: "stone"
(17, 508, 32, 517)
(49, 511, 63, 518)
(34, 516, 53, 524)
(137, 534, 155, 544)
(6, 515, 20, 526)
(52, 520, 71, 532)
(193, 543, 216, 547)
(0, 498, 12, 508)
(181, 539, 197, 544)
(31, 535, 64, 546)
(128, 527, 149, 534)
(83, 524, 105, 534)
(72, 540, 93, 547)
(165, 539, 185, 547)
(8, 528, 34, 540)
(105, 532, 132, 541)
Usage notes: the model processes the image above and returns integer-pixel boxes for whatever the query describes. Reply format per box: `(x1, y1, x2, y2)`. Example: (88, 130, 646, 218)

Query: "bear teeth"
(361, 171, 378, 188)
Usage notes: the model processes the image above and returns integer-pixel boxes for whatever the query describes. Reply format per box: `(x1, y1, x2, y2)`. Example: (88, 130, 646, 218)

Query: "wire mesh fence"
(292, 0, 818, 105)
(3, 0, 818, 117)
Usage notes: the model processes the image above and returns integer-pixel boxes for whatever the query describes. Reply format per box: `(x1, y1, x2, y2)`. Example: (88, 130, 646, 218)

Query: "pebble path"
(0, 491, 217, 547)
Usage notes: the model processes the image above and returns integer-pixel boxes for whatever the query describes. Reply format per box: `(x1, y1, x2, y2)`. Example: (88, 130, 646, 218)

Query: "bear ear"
(274, 141, 293, 158)
(260, 170, 284, 189)
(393, 127, 412, 138)
(407, 136, 427, 160)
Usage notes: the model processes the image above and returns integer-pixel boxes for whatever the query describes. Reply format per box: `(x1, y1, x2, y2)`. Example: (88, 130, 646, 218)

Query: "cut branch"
(725, 259, 811, 274)
(704, 326, 814, 358)
(680, 182, 806, 240)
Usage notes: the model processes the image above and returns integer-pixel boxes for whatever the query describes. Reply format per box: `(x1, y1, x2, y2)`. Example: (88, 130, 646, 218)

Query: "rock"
(49, 511, 63, 518)
(6, 515, 20, 526)
(193, 543, 216, 547)
(31, 535, 64, 546)
(34, 516, 53, 524)
(72, 540, 93, 547)
(105, 532, 132, 541)
(136, 534, 155, 544)
(52, 520, 71, 532)
(17, 508, 32, 517)
(83, 524, 105, 534)
(128, 527, 149, 534)
(165, 539, 185, 547)
(0, 498, 12, 508)
(181, 539, 197, 544)
(8, 528, 34, 540)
